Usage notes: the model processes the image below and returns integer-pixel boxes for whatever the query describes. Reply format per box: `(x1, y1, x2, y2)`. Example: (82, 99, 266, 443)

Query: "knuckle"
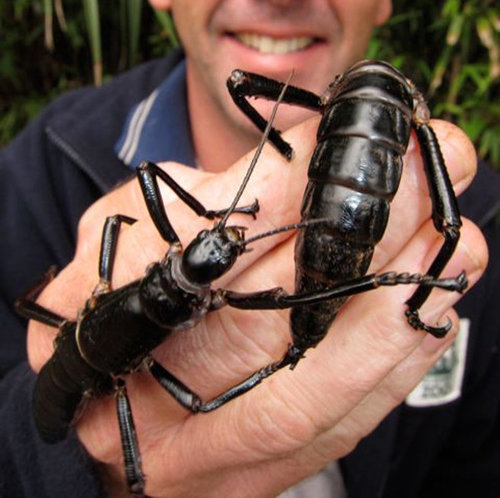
(77, 205, 98, 243)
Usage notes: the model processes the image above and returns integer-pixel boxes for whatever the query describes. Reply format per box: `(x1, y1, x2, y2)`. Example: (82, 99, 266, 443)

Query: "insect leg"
(205, 199, 260, 220)
(150, 273, 467, 411)
(93, 214, 138, 297)
(115, 379, 145, 498)
(137, 161, 259, 245)
(14, 266, 67, 327)
(147, 355, 296, 413)
(149, 271, 466, 413)
(405, 121, 463, 337)
(227, 70, 324, 160)
(147, 358, 203, 410)
(221, 271, 466, 311)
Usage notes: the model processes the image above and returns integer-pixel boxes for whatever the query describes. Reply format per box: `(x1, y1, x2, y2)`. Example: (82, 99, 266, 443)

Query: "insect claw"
(457, 270, 468, 293)
(283, 143, 295, 161)
(286, 344, 306, 370)
(405, 309, 452, 338)
(249, 199, 260, 219)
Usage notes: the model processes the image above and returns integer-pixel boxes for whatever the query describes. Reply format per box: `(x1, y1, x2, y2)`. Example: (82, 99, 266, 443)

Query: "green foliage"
(1, 0, 498, 168)
(0, 0, 178, 146)
(368, 0, 499, 167)
(82, 0, 102, 85)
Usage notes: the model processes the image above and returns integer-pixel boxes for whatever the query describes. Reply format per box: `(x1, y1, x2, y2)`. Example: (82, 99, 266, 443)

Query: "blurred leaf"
(486, 8, 500, 32)
(43, 0, 54, 50)
(460, 114, 487, 141)
(442, 0, 460, 18)
(54, 0, 67, 32)
(446, 13, 464, 46)
(127, 0, 143, 66)
(153, 9, 179, 47)
(476, 16, 494, 48)
(479, 126, 500, 165)
(83, 0, 102, 86)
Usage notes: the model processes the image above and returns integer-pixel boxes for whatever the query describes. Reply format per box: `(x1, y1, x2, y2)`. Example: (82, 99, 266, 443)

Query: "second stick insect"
(16, 75, 466, 497)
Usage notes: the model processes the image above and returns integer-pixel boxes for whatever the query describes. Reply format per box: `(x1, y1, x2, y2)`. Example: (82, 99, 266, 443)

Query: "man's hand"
(27, 117, 487, 497)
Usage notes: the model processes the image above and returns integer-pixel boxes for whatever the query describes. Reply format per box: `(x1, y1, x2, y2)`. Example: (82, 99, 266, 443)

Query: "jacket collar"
(45, 50, 188, 193)
(115, 59, 195, 170)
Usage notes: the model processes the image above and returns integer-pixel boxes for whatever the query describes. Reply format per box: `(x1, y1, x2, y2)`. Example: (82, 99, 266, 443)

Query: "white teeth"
(235, 33, 314, 54)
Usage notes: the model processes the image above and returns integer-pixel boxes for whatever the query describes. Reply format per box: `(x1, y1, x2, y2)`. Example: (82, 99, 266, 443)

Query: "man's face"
(152, 0, 391, 136)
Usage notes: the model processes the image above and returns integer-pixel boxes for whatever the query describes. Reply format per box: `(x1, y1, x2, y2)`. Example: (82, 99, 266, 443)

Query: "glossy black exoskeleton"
(15, 66, 466, 497)
(227, 59, 464, 352)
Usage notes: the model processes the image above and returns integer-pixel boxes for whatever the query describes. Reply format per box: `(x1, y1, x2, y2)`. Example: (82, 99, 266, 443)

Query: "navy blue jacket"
(1, 51, 499, 497)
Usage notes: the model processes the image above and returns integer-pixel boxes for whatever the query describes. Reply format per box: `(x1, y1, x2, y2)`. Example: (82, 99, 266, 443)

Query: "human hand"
(27, 117, 487, 497)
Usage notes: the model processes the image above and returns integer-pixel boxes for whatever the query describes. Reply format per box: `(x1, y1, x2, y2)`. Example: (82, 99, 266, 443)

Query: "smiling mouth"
(232, 32, 317, 54)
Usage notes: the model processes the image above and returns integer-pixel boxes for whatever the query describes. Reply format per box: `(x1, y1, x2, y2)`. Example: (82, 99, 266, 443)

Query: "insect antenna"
(239, 217, 331, 250)
(217, 71, 294, 229)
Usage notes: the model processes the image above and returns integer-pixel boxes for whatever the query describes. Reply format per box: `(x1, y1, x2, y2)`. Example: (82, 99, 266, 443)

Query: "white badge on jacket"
(406, 318, 470, 407)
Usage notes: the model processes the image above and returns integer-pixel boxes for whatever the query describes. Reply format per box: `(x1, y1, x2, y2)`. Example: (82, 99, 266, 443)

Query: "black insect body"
(227, 59, 464, 354)
(15, 69, 466, 497)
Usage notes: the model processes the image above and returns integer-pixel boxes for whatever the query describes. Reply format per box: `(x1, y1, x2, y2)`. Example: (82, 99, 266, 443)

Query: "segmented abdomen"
(33, 322, 112, 443)
(291, 67, 413, 348)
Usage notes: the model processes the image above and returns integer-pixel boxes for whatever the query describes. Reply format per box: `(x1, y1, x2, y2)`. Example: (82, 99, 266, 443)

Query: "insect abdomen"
(33, 323, 112, 443)
(291, 66, 413, 348)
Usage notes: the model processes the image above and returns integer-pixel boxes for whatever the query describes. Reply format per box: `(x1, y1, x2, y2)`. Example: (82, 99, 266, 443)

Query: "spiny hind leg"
(115, 379, 146, 498)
